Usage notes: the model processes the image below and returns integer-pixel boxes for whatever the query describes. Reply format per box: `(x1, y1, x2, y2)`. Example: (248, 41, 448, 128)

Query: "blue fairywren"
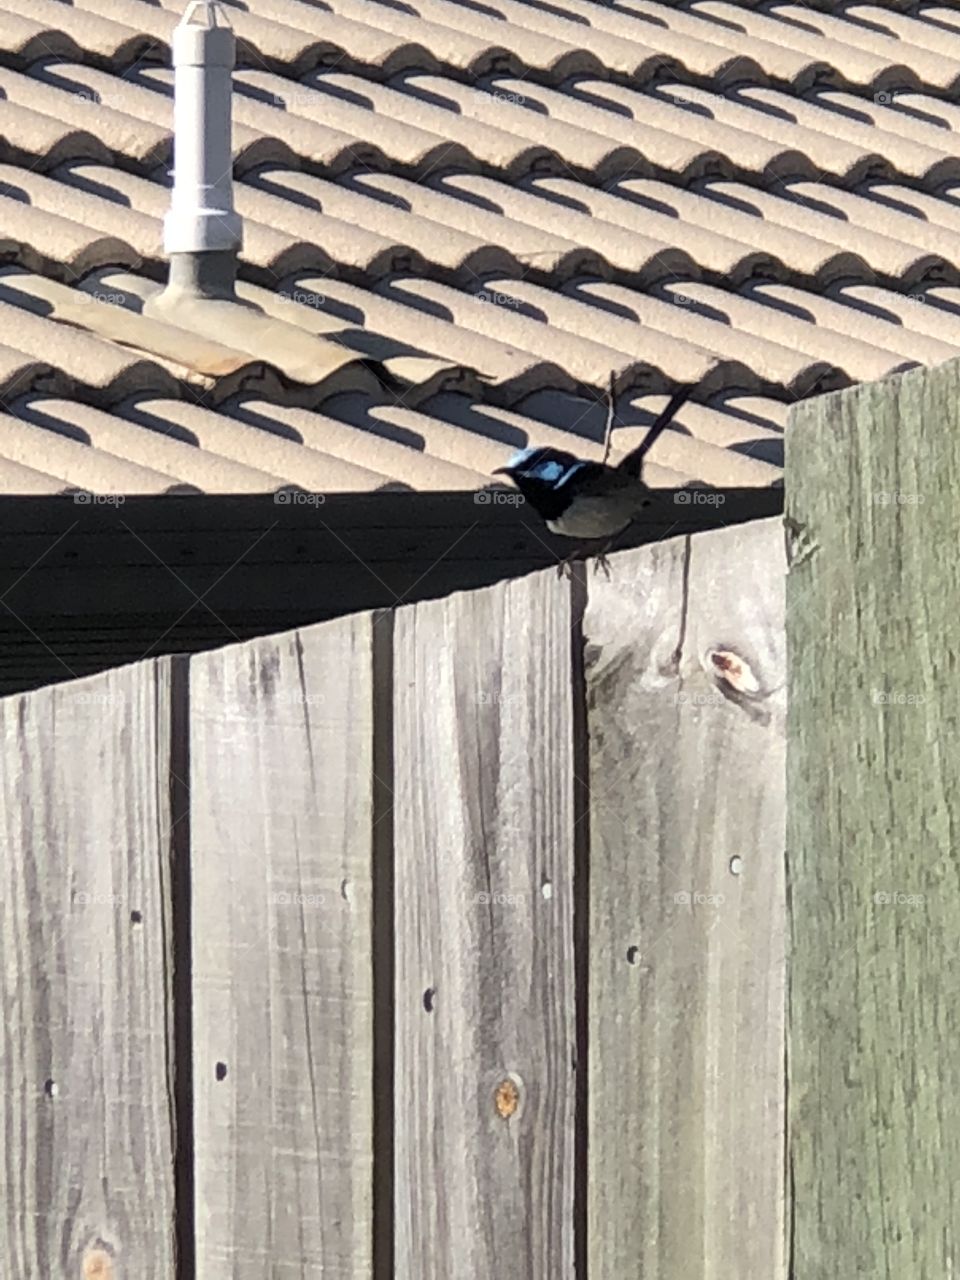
(493, 382, 694, 572)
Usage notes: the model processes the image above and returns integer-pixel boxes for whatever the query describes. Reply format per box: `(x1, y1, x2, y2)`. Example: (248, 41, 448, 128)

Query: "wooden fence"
(787, 358, 960, 1277)
(0, 516, 786, 1279)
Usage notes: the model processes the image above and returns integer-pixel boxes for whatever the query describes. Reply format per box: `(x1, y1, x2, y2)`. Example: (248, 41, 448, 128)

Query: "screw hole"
(423, 987, 436, 1013)
(215, 1062, 227, 1081)
(626, 946, 640, 965)
(130, 910, 143, 924)
(541, 881, 553, 900)
(729, 856, 743, 876)
(44, 1079, 57, 1098)
(340, 879, 349, 901)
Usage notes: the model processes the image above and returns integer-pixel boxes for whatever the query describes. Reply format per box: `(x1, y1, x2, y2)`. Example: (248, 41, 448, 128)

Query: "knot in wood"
(82, 1246, 114, 1279)
(495, 1078, 520, 1119)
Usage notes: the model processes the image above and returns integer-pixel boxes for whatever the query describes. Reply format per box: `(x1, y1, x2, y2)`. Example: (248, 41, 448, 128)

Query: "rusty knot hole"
(82, 1243, 115, 1279)
(495, 1078, 520, 1119)
(709, 648, 761, 696)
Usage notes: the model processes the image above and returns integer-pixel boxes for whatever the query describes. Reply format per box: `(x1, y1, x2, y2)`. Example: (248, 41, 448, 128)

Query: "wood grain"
(393, 570, 577, 1280)
(584, 519, 787, 1279)
(0, 660, 177, 1278)
(787, 363, 960, 1276)
(189, 617, 376, 1278)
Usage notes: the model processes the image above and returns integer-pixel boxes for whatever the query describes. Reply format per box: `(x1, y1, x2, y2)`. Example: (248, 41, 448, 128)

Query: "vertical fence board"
(584, 519, 787, 1279)
(190, 618, 375, 1278)
(393, 572, 577, 1280)
(787, 365, 960, 1276)
(0, 660, 177, 1278)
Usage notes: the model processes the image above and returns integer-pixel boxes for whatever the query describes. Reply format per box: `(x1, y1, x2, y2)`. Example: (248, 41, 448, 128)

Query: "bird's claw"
(556, 548, 613, 580)
(592, 552, 612, 580)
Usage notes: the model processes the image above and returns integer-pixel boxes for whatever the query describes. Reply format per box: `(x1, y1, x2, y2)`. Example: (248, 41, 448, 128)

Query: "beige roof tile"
(487, 0, 775, 85)
(0, 165, 161, 266)
(613, 0, 834, 87)
(251, 168, 681, 283)
(0, 194, 141, 280)
(832, 286, 960, 345)
(301, 71, 635, 179)
(0, 299, 184, 401)
(377, 275, 729, 394)
(123, 396, 400, 491)
(0, 453, 71, 494)
(147, 0, 375, 74)
(489, 76, 820, 182)
(0, 97, 110, 169)
(0, 406, 199, 493)
(1, 0, 157, 67)
(279, 274, 576, 400)
(78, 0, 431, 79)
(762, 4, 960, 92)
(780, 180, 960, 269)
(2, 267, 363, 389)
(845, 4, 960, 56)
(417, 387, 782, 488)
(922, 8, 960, 36)
(237, 168, 528, 280)
(38, 0, 959, 96)
(810, 89, 960, 155)
(0, 66, 169, 167)
(2, 0, 960, 495)
(655, 279, 946, 377)
(690, 181, 946, 283)
(731, 85, 960, 185)
(226, 397, 490, 489)
(829, 281, 960, 340)
(327, 0, 644, 80)
(274, 0, 604, 79)
(474, 276, 835, 395)
(8, 397, 291, 491)
(524, 176, 861, 285)
(69, 0, 179, 45)
(0, 11, 90, 66)
(688, 2, 944, 91)
(650, 81, 950, 184)
(409, 389, 687, 487)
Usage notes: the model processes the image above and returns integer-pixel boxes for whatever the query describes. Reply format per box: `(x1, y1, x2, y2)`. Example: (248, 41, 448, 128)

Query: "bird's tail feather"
(616, 382, 696, 478)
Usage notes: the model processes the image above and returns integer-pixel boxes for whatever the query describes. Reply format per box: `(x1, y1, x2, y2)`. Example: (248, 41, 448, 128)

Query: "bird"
(492, 382, 695, 574)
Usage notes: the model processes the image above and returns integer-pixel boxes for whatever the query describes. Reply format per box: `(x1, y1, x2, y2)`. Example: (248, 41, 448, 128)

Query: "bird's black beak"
(492, 466, 511, 476)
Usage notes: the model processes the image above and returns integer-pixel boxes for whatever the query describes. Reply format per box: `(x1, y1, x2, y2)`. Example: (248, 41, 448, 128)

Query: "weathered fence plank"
(584, 518, 787, 1279)
(0, 660, 178, 1277)
(393, 571, 577, 1280)
(189, 618, 376, 1278)
(787, 364, 960, 1276)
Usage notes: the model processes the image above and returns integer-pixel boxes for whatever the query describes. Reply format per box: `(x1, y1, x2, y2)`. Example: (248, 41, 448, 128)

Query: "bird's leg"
(555, 550, 580, 579)
(592, 547, 613, 579)
(555, 544, 594, 578)
(589, 524, 635, 577)
(588, 534, 620, 579)
(555, 541, 614, 579)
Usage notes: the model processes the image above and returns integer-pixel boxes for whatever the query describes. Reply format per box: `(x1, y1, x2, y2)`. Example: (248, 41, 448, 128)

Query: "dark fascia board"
(0, 489, 782, 696)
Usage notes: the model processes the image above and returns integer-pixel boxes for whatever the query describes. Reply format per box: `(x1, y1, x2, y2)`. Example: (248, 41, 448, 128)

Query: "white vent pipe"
(162, 1, 242, 298)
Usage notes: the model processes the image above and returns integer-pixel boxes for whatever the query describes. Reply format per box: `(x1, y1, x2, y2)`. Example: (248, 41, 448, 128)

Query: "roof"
(1, 0, 959, 495)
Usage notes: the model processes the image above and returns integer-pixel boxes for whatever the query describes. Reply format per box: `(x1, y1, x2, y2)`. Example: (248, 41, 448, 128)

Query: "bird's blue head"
(493, 447, 588, 521)
(493, 447, 585, 489)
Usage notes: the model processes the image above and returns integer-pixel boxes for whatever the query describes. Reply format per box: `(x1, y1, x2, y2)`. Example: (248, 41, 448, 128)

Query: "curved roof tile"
(2, 0, 960, 492)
